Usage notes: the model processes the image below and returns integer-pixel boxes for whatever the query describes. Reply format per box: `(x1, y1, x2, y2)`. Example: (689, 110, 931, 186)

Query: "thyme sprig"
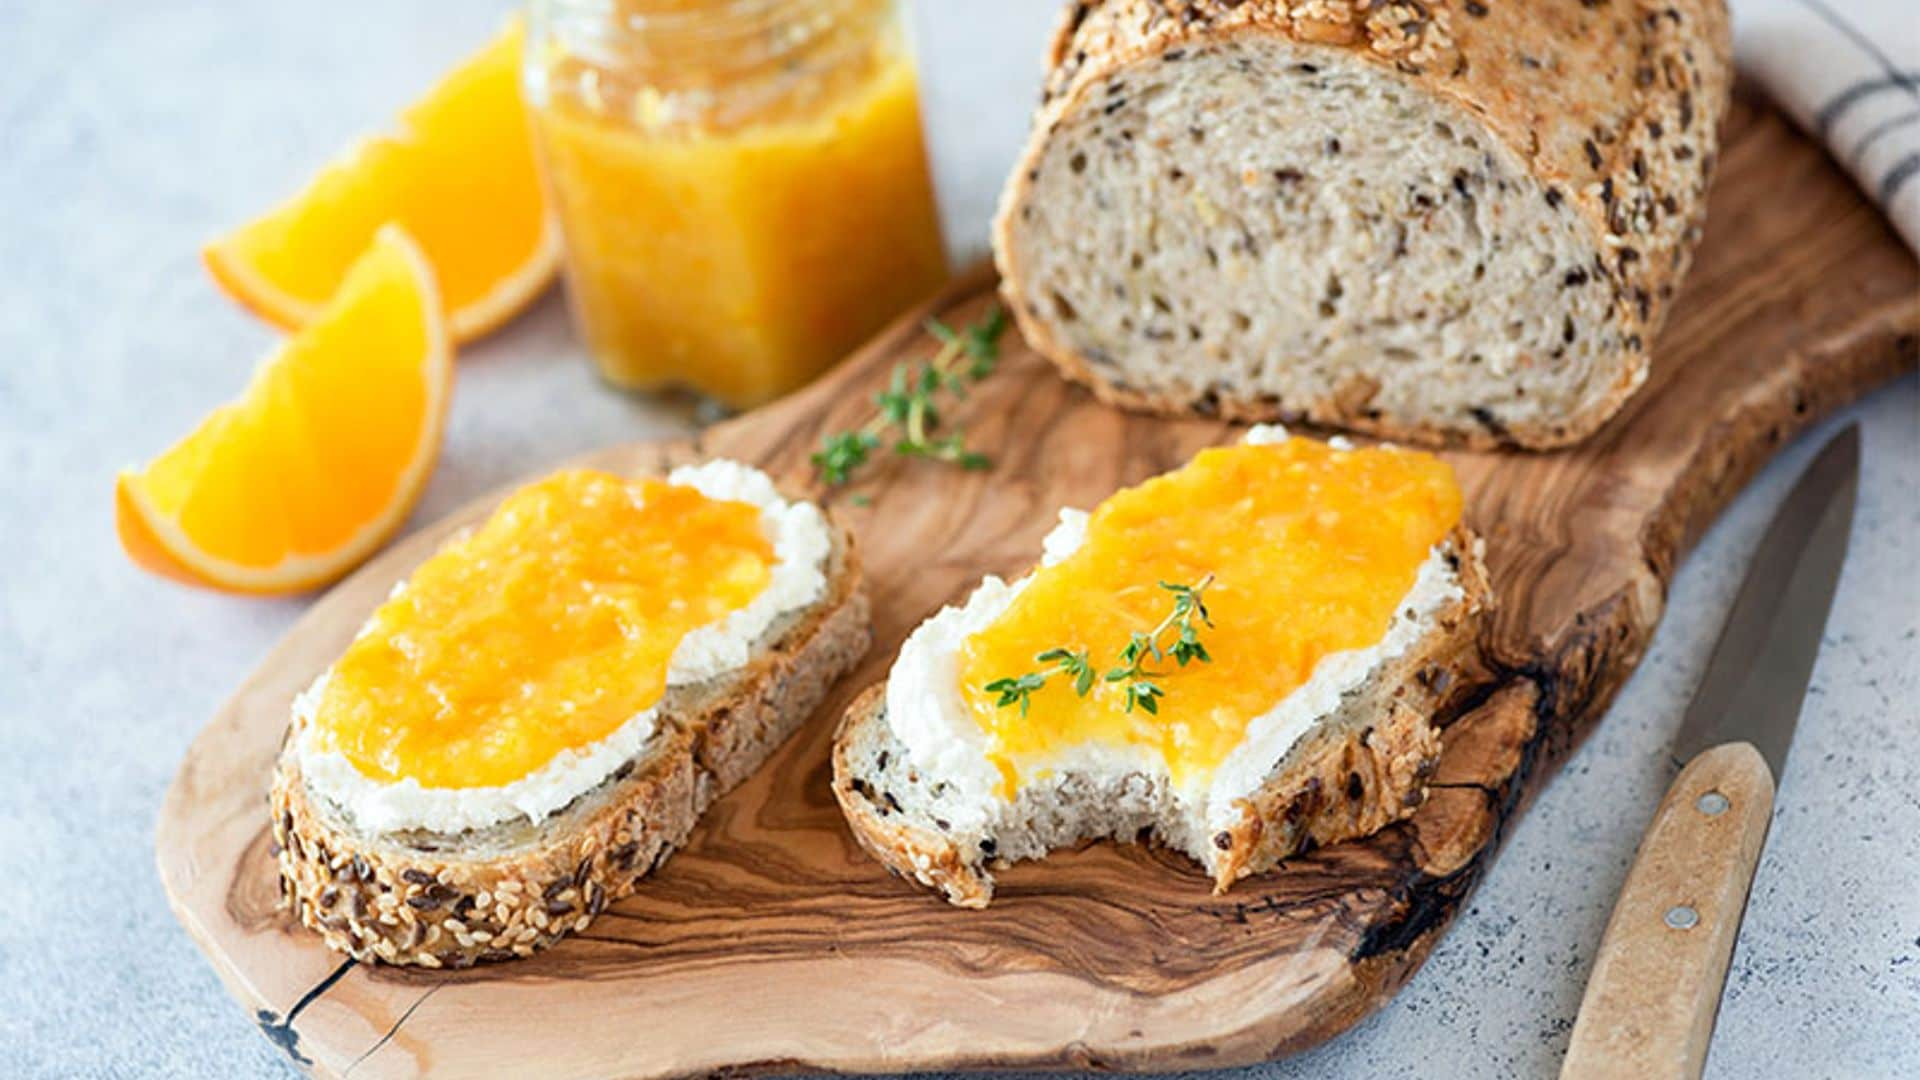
(811, 306, 1009, 488)
(982, 647, 1093, 716)
(982, 574, 1216, 716)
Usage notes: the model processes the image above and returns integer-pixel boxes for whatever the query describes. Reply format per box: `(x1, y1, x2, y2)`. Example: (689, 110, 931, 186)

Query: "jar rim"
(535, 0, 869, 48)
(526, 0, 902, 133)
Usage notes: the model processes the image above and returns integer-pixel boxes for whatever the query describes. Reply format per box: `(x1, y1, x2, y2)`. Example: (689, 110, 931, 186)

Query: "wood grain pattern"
(156, 92, 1917, 1079)
(1561, 742, 1775, 1080)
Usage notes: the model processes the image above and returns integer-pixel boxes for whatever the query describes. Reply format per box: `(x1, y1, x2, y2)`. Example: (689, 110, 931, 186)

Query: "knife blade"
(1561, 424, 1860, 1080)
(1670, 425, 1859, 774)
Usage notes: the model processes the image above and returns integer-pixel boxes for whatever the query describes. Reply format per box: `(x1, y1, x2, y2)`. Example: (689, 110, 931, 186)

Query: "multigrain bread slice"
(993, 0, 1732, 449)
(832, 526, 1490, 908)
(270, 506, 869, 968)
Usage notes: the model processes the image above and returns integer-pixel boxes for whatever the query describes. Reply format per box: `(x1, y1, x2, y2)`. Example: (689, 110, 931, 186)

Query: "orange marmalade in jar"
(525, 0, 949, 408)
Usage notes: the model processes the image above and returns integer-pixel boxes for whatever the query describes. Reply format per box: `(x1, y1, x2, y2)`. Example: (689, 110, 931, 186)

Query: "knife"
(1560, 425, 1860, 1080)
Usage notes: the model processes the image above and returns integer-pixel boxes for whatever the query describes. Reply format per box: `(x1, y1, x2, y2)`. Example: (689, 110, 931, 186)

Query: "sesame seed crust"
(998, 0, 1733, 450)
(271, 512, 871, 968)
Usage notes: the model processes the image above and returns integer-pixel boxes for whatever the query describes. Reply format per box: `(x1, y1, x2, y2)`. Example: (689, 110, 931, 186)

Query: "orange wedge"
(118, 226, 453, 595)
(204, 18, 556, 343)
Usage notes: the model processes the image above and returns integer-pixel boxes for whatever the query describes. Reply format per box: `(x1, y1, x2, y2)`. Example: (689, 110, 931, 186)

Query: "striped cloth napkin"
(1735, 0, 1920, 253)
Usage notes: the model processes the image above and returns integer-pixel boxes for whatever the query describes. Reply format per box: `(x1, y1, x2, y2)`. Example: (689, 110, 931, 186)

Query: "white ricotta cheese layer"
(295, 460, 831, 835)
(884, 428, 1461, 833)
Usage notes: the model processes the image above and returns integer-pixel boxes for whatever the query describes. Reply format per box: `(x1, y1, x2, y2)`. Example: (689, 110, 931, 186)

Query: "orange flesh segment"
(141, 238, 436, 566)
(116, 227, 449, 593)
(310, 470, 776, 789)
(957, 439, 1463, 797)
(205, 18, 552, 340)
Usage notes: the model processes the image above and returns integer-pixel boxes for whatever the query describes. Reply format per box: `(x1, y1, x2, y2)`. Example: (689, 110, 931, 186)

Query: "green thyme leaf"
(984, 573, 1215, 715)
(811, 430, 881, 487)
(816, 307, 1009, 489)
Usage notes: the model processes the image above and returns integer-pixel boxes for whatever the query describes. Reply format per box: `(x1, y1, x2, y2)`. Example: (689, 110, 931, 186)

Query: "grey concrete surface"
(0, 2, 1913, 1077)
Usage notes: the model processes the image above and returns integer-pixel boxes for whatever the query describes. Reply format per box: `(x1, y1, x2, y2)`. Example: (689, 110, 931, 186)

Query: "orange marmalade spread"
(526, 0, 947, 407)
(309, 469, 773, 788)
(956, 438, 1462, 795)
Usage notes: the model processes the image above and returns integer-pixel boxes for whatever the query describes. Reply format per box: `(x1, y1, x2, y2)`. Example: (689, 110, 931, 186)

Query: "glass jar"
(524, 0, 949, 409)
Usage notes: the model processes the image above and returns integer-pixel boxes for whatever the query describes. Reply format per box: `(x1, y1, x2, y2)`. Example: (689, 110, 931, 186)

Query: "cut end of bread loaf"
(995, 3, 1731, 449)
(999, 39, 1631, 448)
(271, 519, 870, 967)
(832, 528, 1491, 908)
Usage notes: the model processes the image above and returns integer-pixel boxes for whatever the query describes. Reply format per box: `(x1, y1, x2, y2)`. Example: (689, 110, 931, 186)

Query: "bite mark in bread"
(832, 527, 1491, 907)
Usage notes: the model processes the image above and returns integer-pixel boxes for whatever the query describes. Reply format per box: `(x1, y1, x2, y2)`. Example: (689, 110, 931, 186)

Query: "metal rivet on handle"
(1697, 791, 1730, 816)
(1665, 905, 1700, 930)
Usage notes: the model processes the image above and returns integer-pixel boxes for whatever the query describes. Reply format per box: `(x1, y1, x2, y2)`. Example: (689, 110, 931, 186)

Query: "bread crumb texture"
(999, 0, 1732, 448)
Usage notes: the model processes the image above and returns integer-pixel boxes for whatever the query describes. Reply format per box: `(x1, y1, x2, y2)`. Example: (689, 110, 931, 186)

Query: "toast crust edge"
(271, 503, 870, 968)
(831, 525, 1491, 907)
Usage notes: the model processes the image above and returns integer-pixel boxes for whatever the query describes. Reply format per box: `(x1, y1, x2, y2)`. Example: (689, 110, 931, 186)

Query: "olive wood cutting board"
(156, 90, 1916, 1079)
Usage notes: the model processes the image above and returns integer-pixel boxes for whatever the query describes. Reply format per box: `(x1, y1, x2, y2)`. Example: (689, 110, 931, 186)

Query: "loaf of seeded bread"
(271, 509, 869, 968)
(832, 526, 1491, 908)
(993, 0, 1731, 449)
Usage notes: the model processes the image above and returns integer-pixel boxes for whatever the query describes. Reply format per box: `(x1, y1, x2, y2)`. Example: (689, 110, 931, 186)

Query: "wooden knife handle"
(1561, 741, 1776, 1080)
